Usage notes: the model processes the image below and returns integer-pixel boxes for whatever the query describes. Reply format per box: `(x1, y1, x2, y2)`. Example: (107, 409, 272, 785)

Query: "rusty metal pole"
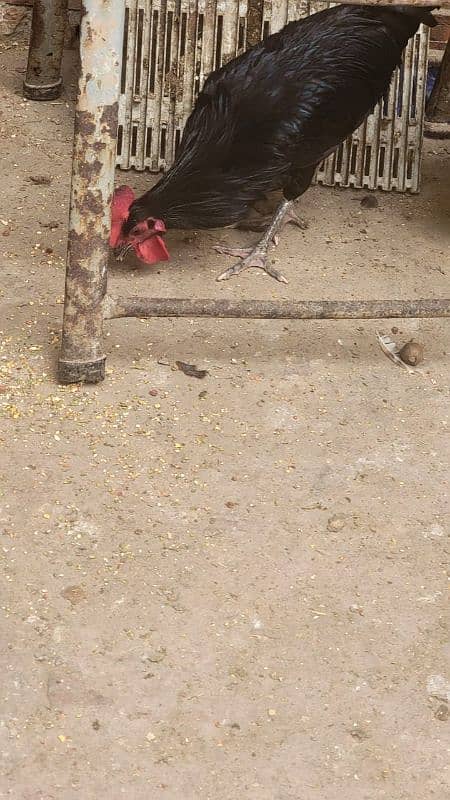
(104, 296, 450, 321)
(58, 0, 125, 384)
(23, 0, 69, 101)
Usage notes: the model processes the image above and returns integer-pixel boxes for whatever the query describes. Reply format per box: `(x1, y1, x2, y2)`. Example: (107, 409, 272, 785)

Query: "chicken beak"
(114, 242, 134, 262)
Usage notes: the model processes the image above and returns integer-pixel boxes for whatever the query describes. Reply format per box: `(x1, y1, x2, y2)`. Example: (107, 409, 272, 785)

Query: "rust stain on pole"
(59, 0, 125, 384)
(105, 296, 450, 321)
(24, 0, 69, 101)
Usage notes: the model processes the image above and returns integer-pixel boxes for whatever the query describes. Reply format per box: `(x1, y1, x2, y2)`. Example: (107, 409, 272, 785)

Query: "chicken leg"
(215, 199, 306, 283)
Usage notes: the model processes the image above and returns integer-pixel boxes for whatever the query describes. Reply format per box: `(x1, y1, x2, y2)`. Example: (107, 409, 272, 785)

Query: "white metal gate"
(116, 1, 429, 192)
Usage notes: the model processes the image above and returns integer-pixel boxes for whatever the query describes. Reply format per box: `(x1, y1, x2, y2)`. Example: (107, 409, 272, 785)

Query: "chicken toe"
(215, 245, 288, 283)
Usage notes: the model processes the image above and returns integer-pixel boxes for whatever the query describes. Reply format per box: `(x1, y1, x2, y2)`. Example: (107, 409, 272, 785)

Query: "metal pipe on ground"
(105, 296, 450, 321)
(58, 0, 125, 384)
(23, 0, 69, 100)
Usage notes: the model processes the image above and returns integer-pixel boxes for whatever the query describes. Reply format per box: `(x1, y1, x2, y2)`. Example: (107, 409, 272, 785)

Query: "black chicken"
(116, 4, 437, 283)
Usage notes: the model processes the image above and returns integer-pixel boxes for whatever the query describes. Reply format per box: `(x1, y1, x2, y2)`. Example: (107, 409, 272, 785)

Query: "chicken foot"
(214, 200, 304, 283)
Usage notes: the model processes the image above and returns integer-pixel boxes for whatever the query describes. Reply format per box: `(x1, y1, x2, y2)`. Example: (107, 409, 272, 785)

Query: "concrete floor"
(0, 35, 449, 800)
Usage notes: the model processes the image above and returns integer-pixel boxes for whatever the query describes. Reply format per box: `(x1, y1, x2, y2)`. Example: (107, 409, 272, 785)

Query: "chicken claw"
(215, 198, 301, 282)
(215, 245, 288, 283)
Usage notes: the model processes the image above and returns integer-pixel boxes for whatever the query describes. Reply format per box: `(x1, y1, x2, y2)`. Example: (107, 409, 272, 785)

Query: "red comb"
(110, 185, 135, 248)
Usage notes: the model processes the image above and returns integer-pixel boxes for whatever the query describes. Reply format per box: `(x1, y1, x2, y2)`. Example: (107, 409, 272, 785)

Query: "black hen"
(118, 4, 436, 282)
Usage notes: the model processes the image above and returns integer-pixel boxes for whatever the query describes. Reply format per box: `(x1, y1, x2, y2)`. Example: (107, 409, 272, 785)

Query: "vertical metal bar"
(58, 0, 125, 385)
(172, 1, 191, 160)
(155, 0, 169, 169)
(198, 0, 218, 86)
(352, 117, 367, 187)
(397, 36, 414, 189)
(23, 0, 68, 101)
(163, 0, 180, 165)
(121, 0, 138, 169)
(132, 0, 151, 169)
(322, 143, 338, 185)
(246, 0, 264, 47)
(381, 63, 398, 190)
(411, 27, 429, 191)
(145, 0, 163, 170)
(219, 0, 239, 65)
(365, 98, 382, 189)
(179, 0, 198, 138)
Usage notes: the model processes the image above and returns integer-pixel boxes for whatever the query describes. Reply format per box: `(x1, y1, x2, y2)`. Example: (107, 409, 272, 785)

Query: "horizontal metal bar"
(104, 296, 450, 321)
(337, 1, 449, 6)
